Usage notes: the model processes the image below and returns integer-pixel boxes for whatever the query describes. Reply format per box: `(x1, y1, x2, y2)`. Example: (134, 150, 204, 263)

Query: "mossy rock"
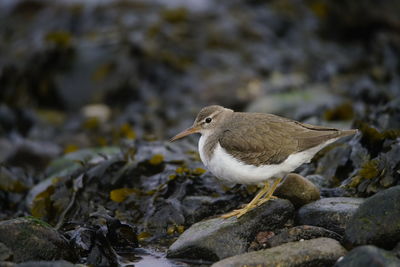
(0, 217, 77, 263)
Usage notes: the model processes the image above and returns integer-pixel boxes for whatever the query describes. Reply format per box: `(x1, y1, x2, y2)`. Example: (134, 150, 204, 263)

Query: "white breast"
(198, 134, 337, 185)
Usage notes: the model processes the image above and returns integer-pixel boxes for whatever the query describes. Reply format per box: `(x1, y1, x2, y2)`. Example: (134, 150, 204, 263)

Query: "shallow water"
(120, 248, 189, 267)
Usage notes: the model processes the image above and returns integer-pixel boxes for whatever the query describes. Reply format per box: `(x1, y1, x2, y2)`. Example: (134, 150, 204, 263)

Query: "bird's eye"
(205, 117, 212, 123)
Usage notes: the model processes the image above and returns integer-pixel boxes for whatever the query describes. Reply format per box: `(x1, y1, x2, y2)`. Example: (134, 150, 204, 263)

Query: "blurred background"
(1, 0, 399, 153)
(0, 0, 400, 265)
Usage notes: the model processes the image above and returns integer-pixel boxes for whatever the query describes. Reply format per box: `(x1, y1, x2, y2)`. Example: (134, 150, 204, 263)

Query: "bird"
(170, 105, 357, 218)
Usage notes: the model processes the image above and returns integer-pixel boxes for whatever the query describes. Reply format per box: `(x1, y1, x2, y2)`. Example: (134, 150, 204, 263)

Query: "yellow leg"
(220, 178, 282, 219)
(256, 177, 282, 206)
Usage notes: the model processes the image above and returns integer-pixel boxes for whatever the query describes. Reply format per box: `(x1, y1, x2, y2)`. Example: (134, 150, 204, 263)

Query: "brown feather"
(218, 112, 357, 166)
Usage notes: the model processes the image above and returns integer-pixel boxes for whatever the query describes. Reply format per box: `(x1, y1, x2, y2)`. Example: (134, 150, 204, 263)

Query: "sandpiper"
(170, 105, 357, 218)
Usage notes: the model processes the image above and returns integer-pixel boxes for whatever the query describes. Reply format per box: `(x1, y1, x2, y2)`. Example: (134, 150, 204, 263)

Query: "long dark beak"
(170, 127, 200, 142)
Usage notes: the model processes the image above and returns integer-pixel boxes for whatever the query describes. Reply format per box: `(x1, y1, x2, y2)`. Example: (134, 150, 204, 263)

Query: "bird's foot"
(220, 195, 277, 219)
(220, 177, 282, 219)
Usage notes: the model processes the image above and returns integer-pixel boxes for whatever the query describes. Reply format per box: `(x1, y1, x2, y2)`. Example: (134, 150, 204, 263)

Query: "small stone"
(212, 238, 347, 267)
(0, 242, 12, 261)
(265, 225, 342, 248)
(334, 245, 400, 267)
(167, 199, 294, 262)
(0, 217, 77, 263)
(344, 185, 400, 249)
(275, 173, 320, 208)
(296, 197, 364, 235)
(256, 231, 275, 244)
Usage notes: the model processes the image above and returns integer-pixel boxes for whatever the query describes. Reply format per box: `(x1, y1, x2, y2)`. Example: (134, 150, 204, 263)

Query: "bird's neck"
(198, 132, 219, 164)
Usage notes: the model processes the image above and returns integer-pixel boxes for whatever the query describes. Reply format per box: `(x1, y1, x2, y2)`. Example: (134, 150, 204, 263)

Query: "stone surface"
(265, 225, 342, 248)
(296, 197, 365, 235)
(212, 238, 347, 267)
(0, 217, 76, 263)
(0, 243, 12, 261)
(393, 242, 400, 258)
(275, 173, 321, 208)
(334, 245, 400, 267)
(167, 199, 294, 262)
(344, 186, 400, 249)
(15, 261, 76, 267)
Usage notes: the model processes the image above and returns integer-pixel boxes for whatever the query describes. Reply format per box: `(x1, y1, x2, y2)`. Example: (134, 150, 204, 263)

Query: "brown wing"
(219, 113, 356, 166)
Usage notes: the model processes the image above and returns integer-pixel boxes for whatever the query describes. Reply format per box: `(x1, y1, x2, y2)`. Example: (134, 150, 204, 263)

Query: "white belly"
(198, 135, 337, 185)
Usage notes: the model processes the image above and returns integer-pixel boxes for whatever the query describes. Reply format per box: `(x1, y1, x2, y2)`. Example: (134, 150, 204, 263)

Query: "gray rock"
(393, 242, 400, 258)
(297, 197, 364, 235)
(275, 173, 320, 208)
(305, 174, 330, 189)
(167, 199, 294, 262)
(0, 217, 76, 263)
(0, 262, 14, 267)
(344, 186, 400, 249)
(265, 225, 342, 248)
(0, 243, 12, 261)
(15, 261, 76, 267)
(212, 237, 347, 267)
(334, 245, 400, 267)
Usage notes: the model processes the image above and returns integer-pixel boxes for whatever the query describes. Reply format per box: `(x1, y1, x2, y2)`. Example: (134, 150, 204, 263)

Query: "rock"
(5, 138, 61, 171)
(212, 237, 347, 267)
(264, 225, 342, 248)
(305, 174, 330, 189)
(167, 199, 294, 262)
(0, 217, 76, 263)
(0, 262, 14, 267)
(344, 185, 400, 249)
(393, 242, 400, 258)
(0, 243, 12, 261)
(275, 173, 320, 208)
(296, 197, 364, 235)
(15, 261, 76, 267)
(334, 245, 400, 267)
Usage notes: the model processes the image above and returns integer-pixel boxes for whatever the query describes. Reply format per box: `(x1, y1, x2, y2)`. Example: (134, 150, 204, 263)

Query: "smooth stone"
(265, 225, 342, 248)
(296, 197, 365, 235)
(334, 245, 400, 267)
(0, 243, 12, 261)
(344, 185, 400, 249)
(275, 173, 320, 208)
(212, 237, 347, 267)
(167, 199, 294, 262)
(0, 217, 76, 263)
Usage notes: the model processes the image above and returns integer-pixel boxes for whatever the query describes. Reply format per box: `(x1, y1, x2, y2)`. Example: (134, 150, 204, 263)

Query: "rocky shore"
(1, 0, 400, 266)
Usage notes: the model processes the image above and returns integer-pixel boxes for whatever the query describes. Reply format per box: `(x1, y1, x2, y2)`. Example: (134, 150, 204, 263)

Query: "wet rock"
(305, 174, 330, 189)
(297, 197, 365, 235)
(15, 260, 76, 267)
(0, 217, 76, 263)
(0, 243, 12, 261)
(334, 245, 400, 267)
(5, 139, 61, 171)
(344, 185, 400, 249)
(264, 225, 342, 248)
(167, 199, 294, 262)
(393, 242, 400, 258)
(275, 173, 320, 208)
(212, 237, 347, 267)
